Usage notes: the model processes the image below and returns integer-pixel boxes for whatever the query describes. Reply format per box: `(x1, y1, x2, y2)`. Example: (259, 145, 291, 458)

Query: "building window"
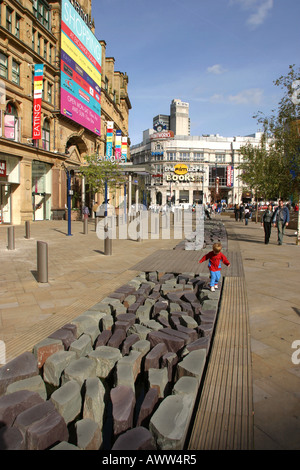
(47, 83, 52, 103)
(44, 40, 48, 60)
(216, 153, 225, 163)
(12, 60, 20, 85)
(32, 29, 36, 50)
(37, 34, 41, 55)
(0, 52, 8, 79)
(179, 152, 190, 161)
(4, 103, 19, 140)
(193, 152, 204, 161)
(209, 166, 226, 186)
(49, 44, 52, 64)
(167, 152, 176, 161)
(6, 7, 12, 33)
(42, 119, 50, 150)
(42, 79, 45, 100)
(33, 0, 50, 31)
(15, 14, 21, 38)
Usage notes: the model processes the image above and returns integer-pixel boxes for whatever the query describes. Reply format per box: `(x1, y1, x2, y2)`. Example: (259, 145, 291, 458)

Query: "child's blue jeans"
(210, 270, 221, 286)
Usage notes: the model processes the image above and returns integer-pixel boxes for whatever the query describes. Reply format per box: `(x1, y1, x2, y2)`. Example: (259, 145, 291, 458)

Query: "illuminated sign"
(60, 0, 101, 135)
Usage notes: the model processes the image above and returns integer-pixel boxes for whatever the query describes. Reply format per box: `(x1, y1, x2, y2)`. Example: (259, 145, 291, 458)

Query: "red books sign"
(32, 65, 44, 140)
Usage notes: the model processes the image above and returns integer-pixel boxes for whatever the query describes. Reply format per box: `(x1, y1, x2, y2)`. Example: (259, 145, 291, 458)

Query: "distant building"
(131, 99, 263, 206)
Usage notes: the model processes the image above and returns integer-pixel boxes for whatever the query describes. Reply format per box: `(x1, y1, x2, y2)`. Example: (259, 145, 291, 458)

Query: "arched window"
(42, 118, 50, 150)
(4, 102, 19, 141)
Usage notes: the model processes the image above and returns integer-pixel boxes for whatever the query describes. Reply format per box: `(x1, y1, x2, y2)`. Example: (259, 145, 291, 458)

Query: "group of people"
(261, 200, 290, 245)
(235, 200, 290, 245)
(234, 203, 252, 225)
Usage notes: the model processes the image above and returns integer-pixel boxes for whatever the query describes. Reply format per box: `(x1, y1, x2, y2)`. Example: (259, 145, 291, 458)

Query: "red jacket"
(199, 251, 230, 272)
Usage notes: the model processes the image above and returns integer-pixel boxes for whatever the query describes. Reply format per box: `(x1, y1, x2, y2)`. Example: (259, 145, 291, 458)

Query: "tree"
(238, 65, 300, 238)
(79, 155, 125, 202)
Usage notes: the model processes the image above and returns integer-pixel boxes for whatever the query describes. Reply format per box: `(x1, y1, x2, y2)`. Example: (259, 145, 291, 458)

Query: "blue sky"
(93, 0, 300, 145)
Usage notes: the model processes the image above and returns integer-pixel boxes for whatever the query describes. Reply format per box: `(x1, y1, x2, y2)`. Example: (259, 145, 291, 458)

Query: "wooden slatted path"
(131, 249, 243, 277)
(188, 275, 254, 450)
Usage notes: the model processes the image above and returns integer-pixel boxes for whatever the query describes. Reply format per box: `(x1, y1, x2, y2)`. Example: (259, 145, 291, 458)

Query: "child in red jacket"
(199, 242, 230, 292)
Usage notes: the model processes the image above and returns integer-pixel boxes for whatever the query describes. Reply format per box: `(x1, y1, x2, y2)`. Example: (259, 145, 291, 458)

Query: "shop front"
(0, 156, 20, 225)
(32, 161, 52, 221)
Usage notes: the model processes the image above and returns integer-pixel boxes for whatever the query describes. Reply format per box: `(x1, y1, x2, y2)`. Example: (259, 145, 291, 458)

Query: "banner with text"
(115, 130, 122, 160)
(106, 122, 114, 158)
(32, 64, 44, 140)
(121, 137, 128, 162)
(60, 0, 101, 135)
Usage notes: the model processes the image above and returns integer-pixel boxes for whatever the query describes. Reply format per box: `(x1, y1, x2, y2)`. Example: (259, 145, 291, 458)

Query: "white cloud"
(206, 64, 227, 75)
(228, 88, 264, 105)
(229, 0, 274, 28)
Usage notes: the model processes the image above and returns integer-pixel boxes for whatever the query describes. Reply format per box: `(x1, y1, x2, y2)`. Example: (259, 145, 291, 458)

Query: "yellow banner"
(61, 32, 101, 85)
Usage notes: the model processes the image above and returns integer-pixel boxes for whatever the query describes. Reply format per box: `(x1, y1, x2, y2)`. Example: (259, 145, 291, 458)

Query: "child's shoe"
(210, 286, 215, 292)
(214, 284, 218, 289)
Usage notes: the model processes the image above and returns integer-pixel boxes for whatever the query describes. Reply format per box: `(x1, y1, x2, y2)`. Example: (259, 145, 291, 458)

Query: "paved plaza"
(0, 214, 299, 450)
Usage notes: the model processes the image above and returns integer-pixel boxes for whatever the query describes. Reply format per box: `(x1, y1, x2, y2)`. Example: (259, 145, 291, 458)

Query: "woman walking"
(261, 204, 273, 244)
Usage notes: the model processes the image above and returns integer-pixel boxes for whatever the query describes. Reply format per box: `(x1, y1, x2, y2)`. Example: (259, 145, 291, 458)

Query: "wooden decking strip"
(130, 249, 242, 277)
(188, 276, 254, 450)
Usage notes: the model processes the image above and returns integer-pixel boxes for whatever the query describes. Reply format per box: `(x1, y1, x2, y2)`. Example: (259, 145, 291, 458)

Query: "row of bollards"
(6, 222, 48, 283)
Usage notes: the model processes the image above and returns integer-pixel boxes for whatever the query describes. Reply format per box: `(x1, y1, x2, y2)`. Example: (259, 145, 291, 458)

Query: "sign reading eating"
(32, 64, 44, 140)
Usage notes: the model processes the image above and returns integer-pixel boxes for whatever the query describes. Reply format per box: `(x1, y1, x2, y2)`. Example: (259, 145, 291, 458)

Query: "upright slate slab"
(0, 352, 39, 397)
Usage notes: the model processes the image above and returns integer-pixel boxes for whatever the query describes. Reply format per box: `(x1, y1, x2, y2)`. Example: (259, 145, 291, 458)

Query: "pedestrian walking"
(272, 200, 290, 245)
(199, 242, 230, 292)
(239, 203, 244, 222)
(261, 203, 273, 244)
(244, 205, 251, 225)
(234, 204, 239, 221)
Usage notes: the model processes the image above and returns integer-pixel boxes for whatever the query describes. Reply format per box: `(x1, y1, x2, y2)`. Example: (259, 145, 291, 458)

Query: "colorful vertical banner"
(115, 130, 122, 160)
(121, 137, 128, 162)
(32, 64, 44, 140)
(226, 165, 234, 187)
(106, 122, 114, 158)
(60, 0, 101, 135)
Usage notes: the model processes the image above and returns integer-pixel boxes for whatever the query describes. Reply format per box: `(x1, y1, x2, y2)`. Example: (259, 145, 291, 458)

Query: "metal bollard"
(37, 241, 48, 283)
(83, 218, 88, 234)
(104, 227, 112, 255)
(7, 226, 15, 250)
(136, 211, 141, 242)
(25, 220, 30, 239)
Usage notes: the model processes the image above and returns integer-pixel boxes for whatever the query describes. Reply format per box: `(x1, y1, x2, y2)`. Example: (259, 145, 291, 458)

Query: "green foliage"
(240, 65, 300, 201)
(79, 155, 125, 194)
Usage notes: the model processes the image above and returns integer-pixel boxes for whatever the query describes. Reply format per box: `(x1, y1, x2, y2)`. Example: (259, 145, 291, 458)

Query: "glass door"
(0, 184, 11, 224)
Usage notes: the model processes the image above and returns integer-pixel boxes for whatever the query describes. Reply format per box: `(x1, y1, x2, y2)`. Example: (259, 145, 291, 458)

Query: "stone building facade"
(0, 0, 131, 225)
(131, 99, 262, 207)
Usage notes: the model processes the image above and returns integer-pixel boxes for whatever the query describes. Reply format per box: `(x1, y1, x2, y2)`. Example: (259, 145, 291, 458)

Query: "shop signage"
(150, 131, 174, 140)
(166, 173, 203, 182)
(164, 165, 204, 173)
(174, 164, 188, 175)
(0, 160, 6, 176)
(226, 165, 233, 187)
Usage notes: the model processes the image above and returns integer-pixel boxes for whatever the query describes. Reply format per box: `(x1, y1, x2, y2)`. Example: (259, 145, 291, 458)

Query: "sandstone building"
(0, 0, 131, 224)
